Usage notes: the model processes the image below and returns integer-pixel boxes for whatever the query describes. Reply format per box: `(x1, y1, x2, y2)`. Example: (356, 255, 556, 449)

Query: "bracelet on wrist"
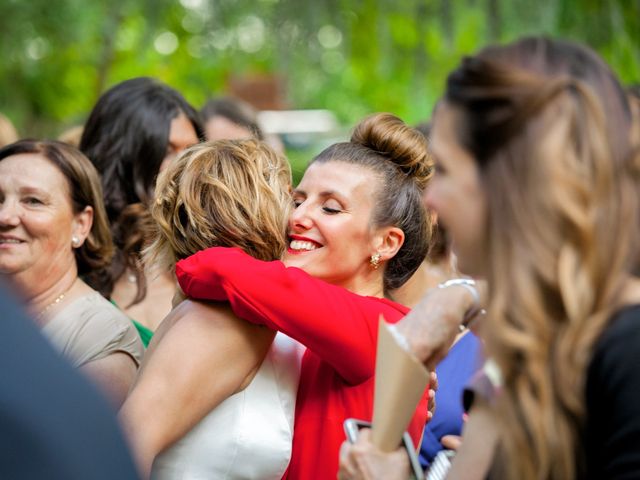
(437, 278, 484, 330)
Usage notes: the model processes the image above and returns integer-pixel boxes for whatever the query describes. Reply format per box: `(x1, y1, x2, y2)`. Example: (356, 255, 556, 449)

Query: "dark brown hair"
(80, 77, 204, 304)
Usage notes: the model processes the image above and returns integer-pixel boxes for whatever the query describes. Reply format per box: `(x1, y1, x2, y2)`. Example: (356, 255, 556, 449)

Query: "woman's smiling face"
(0, 153, 79, 280)
(283, 160, 383, 290)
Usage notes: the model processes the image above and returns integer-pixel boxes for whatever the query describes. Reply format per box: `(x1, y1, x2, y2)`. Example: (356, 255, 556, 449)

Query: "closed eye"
(322, 206, 341, 214)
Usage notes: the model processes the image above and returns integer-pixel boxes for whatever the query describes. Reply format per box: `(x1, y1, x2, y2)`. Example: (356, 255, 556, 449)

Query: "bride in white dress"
(119, 139, 304, 479)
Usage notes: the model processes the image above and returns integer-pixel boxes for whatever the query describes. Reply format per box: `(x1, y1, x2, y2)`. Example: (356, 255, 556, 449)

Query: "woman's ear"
(372, 226, 405, 262)
(72, 206, 94, 247)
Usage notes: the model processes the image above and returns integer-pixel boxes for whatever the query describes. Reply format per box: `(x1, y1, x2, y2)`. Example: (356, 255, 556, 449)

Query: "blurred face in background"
(423, 103, 488, 277)
(159, 111, 200, 172)
(205, 115, 254, 142)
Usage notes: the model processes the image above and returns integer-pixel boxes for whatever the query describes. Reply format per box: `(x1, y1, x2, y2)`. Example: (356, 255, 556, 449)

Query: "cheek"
(323, 220, 366, 255)
(464, 180, 488, 234)
(30, 213, 73, 250)
(423, 182, 448, 219)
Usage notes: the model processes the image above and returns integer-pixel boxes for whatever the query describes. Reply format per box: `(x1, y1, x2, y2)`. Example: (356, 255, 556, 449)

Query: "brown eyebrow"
(292, 189, 347, 203)
(19, 186, 50, 196)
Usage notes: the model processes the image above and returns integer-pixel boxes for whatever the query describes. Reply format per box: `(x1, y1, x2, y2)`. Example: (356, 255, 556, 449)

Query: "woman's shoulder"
(71, 292, 137, 329)
(51, 291, 144, 366)
(586, 303, 640, 404)
(596, 304, 640, 349)
(583, 308, 640, 477)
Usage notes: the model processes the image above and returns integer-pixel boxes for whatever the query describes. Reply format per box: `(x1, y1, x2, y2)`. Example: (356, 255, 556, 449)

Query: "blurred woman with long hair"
(340, 36, 640, 480)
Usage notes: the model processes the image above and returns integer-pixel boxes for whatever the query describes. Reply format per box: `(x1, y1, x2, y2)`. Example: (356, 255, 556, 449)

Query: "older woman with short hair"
(0, 139, 144, 408)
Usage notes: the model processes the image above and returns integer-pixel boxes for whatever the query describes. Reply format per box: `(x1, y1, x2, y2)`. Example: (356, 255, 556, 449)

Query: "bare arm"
(118, 300, 275, 479)
(80, 352, 138, 409)
(446, 400, 497, 480)
(396, 281, 487, 370)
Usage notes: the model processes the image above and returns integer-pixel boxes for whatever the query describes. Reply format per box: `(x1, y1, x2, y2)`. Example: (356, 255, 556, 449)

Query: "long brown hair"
(445, 37, 639, 478)
(80, 77, 204, 305)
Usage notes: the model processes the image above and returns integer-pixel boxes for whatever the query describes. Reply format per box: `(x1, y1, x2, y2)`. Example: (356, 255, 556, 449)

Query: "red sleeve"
(175, 247, 409, 385)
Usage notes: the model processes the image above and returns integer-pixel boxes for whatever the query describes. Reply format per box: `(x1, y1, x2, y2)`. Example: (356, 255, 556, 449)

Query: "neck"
(19, 266, 79, 318)
(338, 269, 386, 299)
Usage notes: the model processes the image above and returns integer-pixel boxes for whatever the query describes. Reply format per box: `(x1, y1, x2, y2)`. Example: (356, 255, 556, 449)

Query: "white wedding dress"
(151, 332, 304, 480)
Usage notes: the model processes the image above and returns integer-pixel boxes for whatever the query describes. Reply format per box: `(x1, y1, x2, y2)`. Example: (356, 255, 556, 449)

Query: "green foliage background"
(0, 0, 638, 154)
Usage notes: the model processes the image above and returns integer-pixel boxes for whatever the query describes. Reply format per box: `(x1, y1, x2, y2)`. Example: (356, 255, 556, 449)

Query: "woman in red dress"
(176, 113, 475, 478)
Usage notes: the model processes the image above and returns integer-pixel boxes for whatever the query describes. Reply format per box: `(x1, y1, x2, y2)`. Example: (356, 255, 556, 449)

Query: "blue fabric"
(419, 332, 482, 469)
(0, 284, 139, 480)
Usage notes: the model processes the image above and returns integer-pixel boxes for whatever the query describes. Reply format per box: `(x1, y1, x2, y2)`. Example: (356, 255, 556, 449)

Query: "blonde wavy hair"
(145, 139, 291, 272)
(445, 38, 640, 478)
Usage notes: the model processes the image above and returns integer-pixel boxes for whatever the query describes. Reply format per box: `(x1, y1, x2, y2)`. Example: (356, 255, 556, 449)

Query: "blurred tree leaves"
(0, 0, 637, 137)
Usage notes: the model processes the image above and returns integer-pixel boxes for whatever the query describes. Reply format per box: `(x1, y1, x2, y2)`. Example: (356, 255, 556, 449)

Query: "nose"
(0, 199, 20, 227)
(288, 201, 313, 233)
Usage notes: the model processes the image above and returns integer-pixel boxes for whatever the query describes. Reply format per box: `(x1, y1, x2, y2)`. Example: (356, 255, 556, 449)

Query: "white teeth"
(0, 239, 21, 244)
(290, 240, 319, 251)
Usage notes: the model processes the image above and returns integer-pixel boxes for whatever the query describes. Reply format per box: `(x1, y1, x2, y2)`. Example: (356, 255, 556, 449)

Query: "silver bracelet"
(437, 278, 483, 330)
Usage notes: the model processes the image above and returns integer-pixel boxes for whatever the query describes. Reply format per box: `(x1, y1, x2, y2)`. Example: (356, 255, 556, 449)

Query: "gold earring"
(370, 253, 381, 269)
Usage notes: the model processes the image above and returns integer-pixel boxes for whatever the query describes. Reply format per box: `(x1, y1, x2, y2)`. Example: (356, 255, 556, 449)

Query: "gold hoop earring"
(370, 253, 381, 269)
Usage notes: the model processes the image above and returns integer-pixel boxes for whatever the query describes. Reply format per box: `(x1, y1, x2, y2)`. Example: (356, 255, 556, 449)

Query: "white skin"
(0, 153, 137, 409)
(119, 160, 408, 478)
(112, 111, 200, 332)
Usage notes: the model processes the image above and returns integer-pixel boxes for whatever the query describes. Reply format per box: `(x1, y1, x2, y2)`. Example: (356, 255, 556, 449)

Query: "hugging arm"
(118, 301, 274, 479)
(176, 247, 409, 384)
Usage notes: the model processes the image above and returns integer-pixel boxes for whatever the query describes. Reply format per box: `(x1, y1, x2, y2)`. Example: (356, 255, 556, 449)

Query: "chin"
(282, 252, 305, 268)
(283, 254, 322, 278)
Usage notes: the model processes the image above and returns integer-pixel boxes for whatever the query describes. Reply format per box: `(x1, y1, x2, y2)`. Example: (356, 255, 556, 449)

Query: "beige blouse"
(41, 291, 144, 368)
